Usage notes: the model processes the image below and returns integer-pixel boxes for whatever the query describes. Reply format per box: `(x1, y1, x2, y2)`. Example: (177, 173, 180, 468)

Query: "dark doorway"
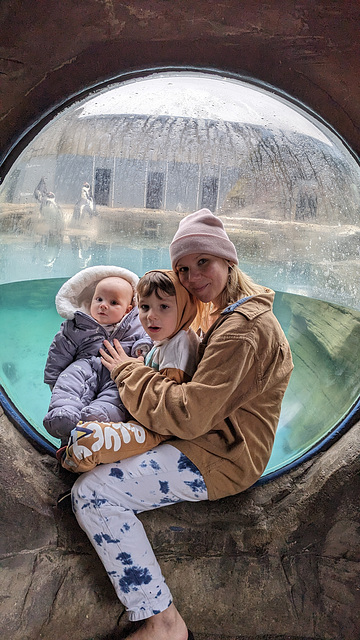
(146, 171, 164, 209)
(201, 176, 218, 211)
(94, 168, 111, 206)
(295, 191, 317, 220)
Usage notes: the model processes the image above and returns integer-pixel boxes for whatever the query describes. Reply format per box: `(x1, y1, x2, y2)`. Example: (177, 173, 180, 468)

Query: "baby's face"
(90, 277, 133, 325)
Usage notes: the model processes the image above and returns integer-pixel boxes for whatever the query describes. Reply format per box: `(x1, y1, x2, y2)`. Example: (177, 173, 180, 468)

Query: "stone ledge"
(0, 404, 359, 640)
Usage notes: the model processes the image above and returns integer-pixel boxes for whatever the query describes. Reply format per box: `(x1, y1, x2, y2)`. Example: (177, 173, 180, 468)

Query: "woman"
(71, 209, 294, 640)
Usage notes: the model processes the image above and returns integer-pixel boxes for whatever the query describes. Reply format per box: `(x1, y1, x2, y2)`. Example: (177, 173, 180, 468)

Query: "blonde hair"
(192, 263, 265, 332)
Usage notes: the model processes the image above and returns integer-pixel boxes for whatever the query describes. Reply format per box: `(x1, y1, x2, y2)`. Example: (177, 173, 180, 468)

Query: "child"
(59, 269, 200, 472)
(43, 265, 152, 445)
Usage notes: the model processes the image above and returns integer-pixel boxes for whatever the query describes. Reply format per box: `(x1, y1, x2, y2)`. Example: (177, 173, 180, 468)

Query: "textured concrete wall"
(1, 405, 359, 640)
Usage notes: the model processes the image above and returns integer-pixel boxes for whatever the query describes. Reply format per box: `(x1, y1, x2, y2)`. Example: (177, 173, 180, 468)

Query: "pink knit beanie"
(170, 209, 238, 268)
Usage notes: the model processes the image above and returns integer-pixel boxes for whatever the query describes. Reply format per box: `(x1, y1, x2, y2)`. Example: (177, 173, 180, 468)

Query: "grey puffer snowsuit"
(43, 265, 152, 444)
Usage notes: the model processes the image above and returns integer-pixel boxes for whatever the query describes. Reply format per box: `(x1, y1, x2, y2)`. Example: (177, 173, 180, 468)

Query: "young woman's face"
(138, 290, 178, 341)
(176, 254, 229, 305)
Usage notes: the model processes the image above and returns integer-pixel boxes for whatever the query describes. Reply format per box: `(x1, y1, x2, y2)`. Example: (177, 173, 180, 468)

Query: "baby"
(59, 269, 200, 472)
(43, 265, 152, 445)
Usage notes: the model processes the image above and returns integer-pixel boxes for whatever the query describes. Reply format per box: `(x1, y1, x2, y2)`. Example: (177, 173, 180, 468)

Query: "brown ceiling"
(0, 0, 359, 177)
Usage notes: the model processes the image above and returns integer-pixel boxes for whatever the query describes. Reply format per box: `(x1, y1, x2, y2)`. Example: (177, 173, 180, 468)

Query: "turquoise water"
(0, 278, 359, 474)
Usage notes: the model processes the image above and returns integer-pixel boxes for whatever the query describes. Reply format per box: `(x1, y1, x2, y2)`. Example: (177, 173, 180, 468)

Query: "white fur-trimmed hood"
(55, 265, 139, 319)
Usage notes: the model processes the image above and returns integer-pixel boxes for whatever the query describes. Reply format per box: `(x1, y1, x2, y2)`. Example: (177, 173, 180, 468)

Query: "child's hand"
(100, 339, 141, 372)
(134, 347, 146, 361)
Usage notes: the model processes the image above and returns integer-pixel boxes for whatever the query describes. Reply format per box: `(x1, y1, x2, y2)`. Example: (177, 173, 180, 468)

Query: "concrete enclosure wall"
(1, 1, 360, 173)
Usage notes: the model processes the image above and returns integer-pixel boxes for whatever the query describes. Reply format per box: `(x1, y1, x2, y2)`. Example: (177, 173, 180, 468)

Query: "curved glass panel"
(0, 70, 359, 475)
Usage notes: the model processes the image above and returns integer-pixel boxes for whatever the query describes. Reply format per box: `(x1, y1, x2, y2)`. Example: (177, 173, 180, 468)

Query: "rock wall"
(1, 404, 359, 640)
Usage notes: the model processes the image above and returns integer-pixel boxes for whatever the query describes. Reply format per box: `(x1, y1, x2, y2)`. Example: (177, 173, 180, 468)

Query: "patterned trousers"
(72, 443, 208, 621)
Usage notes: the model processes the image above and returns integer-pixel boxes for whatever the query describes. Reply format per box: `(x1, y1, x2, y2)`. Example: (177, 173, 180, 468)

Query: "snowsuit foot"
(43, 358, 128, 442)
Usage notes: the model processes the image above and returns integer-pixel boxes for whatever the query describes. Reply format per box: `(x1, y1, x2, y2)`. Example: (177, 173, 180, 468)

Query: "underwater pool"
(0, 277, 359, 476)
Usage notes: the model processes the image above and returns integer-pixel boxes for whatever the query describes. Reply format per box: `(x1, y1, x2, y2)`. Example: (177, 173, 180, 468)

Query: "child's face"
(138, 290, 178, 341)
(90, 277, 133, 325)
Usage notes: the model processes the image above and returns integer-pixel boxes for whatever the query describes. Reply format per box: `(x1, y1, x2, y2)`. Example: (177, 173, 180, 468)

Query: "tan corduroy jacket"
(111, 289, 293, 500)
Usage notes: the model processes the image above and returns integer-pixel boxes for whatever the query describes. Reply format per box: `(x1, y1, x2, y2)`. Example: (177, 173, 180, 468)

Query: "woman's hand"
(100, 339, 143, 373)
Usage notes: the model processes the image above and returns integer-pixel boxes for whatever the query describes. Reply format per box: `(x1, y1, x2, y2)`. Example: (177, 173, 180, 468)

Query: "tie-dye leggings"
(71, 443, 208, 621)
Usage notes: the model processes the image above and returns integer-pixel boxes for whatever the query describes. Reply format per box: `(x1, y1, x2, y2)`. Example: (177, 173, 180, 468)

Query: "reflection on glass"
(1, 71, 359, 307)
(0, 277, 358, 475)
(0, 70, 359, 472)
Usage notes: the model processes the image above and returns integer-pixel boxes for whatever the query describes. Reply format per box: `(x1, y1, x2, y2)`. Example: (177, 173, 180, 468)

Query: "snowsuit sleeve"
(130, 336, 153, 358)
(44, 320, 78, 386)
(111, 306, 153, 359)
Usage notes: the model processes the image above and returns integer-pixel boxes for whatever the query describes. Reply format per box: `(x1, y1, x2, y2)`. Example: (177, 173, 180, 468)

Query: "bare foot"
(126, 603, 189, 640)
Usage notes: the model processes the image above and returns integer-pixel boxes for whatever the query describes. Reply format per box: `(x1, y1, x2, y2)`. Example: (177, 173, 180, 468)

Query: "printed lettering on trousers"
(72, 422, 146, 460)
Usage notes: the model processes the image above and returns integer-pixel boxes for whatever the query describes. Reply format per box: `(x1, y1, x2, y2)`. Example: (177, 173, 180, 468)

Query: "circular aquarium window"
(0, 68, 359, 476)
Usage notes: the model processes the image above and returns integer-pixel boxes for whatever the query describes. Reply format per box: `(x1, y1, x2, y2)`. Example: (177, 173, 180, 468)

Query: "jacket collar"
(221, 289, 275, 321)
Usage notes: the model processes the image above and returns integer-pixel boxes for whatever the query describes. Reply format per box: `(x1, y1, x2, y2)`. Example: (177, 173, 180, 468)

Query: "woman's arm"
(110, 326, 257, 440)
